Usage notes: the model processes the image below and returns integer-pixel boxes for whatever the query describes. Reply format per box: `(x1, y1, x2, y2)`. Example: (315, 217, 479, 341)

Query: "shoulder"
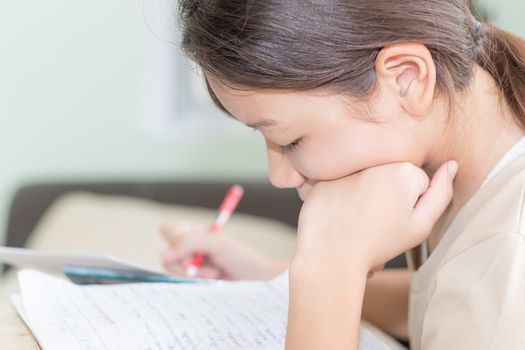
(443, 164, 525, 261)
(422, 233, 525, 349)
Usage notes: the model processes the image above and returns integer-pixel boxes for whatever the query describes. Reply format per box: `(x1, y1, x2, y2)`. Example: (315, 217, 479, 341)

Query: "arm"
(286, 255, 367, 350)
(284, 162, 455, 350)
(362, 268, 410, 340)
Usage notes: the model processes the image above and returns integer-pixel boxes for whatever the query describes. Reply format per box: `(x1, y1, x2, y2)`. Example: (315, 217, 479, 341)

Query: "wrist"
(295, 224, 376, 273)
(289, 252, 370, 284)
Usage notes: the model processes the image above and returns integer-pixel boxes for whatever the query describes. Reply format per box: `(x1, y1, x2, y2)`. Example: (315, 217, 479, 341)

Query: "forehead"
(207, 78, 350, 123)
(207, 78, 286, 117)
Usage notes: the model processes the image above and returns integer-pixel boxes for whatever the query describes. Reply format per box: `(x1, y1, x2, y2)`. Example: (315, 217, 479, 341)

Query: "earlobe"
(375, 43, 436, 117)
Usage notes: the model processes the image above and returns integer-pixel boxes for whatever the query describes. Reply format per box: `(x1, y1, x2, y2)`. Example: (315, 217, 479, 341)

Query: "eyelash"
(281, 139, 302, 152)
(249, 127, 301, 152)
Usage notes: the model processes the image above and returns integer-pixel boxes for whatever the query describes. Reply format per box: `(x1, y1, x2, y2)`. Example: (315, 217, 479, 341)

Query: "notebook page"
(18, 269, 401, 350)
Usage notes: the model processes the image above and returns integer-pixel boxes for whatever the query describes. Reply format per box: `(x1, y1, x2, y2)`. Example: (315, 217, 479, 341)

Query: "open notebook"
(11, 269, 407, 350)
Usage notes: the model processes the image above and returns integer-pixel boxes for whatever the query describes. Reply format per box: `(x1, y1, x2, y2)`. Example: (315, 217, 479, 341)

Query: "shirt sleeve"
(421, 233, 525, 350)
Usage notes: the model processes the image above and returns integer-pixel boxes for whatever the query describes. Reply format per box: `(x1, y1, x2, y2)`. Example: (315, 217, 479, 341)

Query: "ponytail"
(476, 24, 525, 129)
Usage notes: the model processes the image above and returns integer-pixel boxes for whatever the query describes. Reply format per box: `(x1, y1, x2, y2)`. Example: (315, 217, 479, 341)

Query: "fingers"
(412, 160, 458, 234)
(162, 250, 187, 275)
(172, 232, 222, 259)
(161, 222, 208, 245)
(161, 221, 228, 278)
(162, 252, 222, 279)
(196, 266, 222, 279)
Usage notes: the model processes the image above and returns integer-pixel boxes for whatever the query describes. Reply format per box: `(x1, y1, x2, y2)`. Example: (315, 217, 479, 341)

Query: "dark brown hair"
(179, 0, 525, 129)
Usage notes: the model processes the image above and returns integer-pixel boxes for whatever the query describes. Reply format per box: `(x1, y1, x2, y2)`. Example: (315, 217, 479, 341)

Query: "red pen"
(185, 185, 245, 277)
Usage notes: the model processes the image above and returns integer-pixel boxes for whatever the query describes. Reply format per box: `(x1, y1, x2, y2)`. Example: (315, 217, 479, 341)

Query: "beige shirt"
(407, 152, 525, 350)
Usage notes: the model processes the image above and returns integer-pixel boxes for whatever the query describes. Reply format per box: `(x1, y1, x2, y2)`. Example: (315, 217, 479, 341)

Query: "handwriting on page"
(18, 270, 393, 350)
(19, 270, 288, 349)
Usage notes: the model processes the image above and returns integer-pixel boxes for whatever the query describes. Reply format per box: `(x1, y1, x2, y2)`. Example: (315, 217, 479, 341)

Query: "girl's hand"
(294, 161, 458, 273)
(285, 161, 457, 349)
(161, 222, 288, 280)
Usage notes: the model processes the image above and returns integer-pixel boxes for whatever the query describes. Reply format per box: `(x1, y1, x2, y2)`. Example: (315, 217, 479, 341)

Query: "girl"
(162, 1, 525, 349)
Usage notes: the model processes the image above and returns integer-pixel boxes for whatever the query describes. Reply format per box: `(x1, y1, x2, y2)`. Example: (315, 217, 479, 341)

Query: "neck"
(423, 66, 524, 246)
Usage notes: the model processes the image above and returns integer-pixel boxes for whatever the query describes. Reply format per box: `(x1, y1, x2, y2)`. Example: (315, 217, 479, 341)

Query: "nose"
(266, 140, 306, 189)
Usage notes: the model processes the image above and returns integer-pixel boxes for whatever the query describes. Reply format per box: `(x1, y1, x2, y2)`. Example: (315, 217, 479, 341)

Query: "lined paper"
(15, 269, 403, 350)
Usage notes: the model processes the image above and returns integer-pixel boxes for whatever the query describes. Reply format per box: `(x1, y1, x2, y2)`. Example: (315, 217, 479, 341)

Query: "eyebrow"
(246, 119, 277, 129)
(205, 78, 277, 130)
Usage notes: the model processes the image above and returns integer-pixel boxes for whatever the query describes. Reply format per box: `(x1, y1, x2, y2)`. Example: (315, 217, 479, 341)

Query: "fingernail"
(447, 161, 459, 179)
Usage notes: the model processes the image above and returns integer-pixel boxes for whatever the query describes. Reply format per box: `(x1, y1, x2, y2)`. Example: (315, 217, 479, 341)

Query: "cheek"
(291, 130, 417, 181)
(290, 139, 371, 180)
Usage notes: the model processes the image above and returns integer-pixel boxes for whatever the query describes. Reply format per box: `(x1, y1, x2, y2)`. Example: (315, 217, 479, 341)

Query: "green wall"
(0, 0, 524, 243)
(0, 1, 268, 243)
(479, 0, 525, 34)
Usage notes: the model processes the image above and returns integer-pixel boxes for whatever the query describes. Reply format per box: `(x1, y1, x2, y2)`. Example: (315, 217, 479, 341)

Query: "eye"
(281, 138, 302, 152)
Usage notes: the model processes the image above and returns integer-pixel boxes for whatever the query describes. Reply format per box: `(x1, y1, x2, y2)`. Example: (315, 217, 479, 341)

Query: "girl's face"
(209, 80, 433, 201)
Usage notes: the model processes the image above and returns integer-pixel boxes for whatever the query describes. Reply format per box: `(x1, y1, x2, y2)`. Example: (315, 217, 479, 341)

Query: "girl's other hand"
(295, 161, 458, 274)
(161, 222, 288, 280)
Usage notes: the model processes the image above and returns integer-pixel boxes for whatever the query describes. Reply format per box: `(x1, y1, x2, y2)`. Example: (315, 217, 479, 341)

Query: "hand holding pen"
(185, 185, 244, 277)
(162, 184, 287, 280)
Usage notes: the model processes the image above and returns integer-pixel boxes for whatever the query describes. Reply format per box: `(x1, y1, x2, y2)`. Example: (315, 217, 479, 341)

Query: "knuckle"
(389, 163, 428, 195)
(410, 221, 433, 245)
(409, 167, 429, 192)
(395, 162, 416, 175)
(390, 163, 414, 182)
(416, 219, 433, 236)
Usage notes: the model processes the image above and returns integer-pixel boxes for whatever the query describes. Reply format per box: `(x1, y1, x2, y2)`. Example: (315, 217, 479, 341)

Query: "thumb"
(161, 222, 208, 245)
(412, 160, 458, 234)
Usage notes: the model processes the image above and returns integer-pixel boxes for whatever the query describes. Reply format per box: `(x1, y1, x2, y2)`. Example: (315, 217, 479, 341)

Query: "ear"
(375, 43, 436, 118)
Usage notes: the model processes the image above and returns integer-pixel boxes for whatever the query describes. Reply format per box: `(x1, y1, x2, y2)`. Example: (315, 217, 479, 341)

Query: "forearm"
(285, 256, 368, 350)
(362, 268, 410, 340)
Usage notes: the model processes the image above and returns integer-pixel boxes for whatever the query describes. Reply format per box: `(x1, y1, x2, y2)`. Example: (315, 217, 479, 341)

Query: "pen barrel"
(218, 185, 244, 213)
(187, 185, 244, 277)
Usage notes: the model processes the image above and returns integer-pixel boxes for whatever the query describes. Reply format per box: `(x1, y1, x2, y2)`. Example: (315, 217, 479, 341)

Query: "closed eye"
(281, 138, 302, 152)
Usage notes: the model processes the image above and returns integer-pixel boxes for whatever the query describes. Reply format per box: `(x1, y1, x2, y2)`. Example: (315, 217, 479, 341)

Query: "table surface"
(0, 302, 39, 349)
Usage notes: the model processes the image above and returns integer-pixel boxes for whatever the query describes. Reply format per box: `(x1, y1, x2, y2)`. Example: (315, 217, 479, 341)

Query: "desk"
(0, 302, 38, 349)
(0, 271, 39, 349)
